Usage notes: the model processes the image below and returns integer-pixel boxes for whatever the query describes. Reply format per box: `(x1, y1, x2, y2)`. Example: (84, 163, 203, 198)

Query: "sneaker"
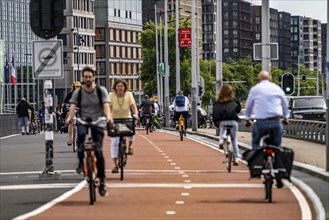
(111, 167, 119, 173)
(219, 139, 224, 149)
(76, 160, 83, 174)
(127, 147, 134, 155)
(99, 182, 108, 196)
(176, 125, 179, 130)
(233, 157, 239, 166)
(276, 178, 284, 188)
(22, 133, 25, 135)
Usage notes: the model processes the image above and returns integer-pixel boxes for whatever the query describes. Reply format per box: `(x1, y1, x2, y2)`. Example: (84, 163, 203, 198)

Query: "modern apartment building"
(222, 0, 253, 61)
(251, 5, 279, 67)
(202, 0, 215, 60)
(56, 0, 96, 100)
(94, 0, 143, 101)
(321, 23, 327, 65)
(0, 0, 39, 109)
(278, 11, 291, 70)
(291, 16, 304, 71)
(303, 17, 322, 72)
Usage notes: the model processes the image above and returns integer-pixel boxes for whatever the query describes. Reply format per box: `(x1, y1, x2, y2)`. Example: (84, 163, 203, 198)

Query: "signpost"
(253, 43, 279, 61)
(179, 28, 192, 47)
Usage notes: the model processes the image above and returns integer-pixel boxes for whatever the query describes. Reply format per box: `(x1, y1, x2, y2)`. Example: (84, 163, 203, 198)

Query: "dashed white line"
(166, 211, 176, 215)
(175, 201, 184, 204)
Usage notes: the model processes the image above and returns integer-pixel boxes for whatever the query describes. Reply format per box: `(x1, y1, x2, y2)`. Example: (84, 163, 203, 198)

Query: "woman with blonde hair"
(109, 79, 139, 173)
(212, 84, 241, 165)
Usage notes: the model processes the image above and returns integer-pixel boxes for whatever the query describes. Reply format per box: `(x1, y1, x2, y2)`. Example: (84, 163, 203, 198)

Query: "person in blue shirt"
(171, 90, 190, 133)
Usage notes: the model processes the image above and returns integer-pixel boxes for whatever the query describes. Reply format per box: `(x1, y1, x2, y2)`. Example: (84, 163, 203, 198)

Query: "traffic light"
(281, 73, 295, 95)
(198, 85, 203, 96)
(302, 75, 306, 82)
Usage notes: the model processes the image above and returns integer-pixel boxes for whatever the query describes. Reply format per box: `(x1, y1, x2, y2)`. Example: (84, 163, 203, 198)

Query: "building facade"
(290, 16, 304, 71)
(278, 11, 291, 70)
(202, 0, 215, 60)
(0, 0, 40, 109)
(321, 23, 327, 72)
(222, 0, 253, 61)
(94, 0, 143, 101)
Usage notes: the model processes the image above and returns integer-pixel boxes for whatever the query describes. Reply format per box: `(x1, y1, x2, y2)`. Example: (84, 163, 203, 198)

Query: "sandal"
(111, 167, 119, 173)
(67, 141, 72, 146)
(127, 147, 134, 155)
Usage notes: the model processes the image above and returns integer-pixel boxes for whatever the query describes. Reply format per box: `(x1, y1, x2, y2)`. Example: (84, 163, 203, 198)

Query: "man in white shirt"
(172, 90, 190, 132)
(245, 70, 289, 149)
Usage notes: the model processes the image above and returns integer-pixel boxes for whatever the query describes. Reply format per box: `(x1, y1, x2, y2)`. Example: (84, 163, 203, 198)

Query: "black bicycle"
(222, 125, 233, 172)
(75, 116, 107, 205)
(108, 118, 135, 181)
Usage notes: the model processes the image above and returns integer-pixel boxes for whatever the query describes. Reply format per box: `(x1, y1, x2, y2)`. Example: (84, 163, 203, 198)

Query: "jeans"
(77, 124, 105, 181)
(219, 120, 239, 158)
(251, 120, 283, 149)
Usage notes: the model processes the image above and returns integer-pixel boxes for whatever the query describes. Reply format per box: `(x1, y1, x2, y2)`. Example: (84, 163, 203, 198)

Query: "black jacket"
(16, 101, 34, 118)
(212, 98, 241, 122)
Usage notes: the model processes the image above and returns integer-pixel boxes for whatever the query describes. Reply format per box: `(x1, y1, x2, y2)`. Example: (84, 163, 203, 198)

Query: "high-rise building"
(251, 5, 278, 67)
(291, 16, 304, 71)
(0, 0, 39, 109)
(303, 17, 322, 72)
(56, 0, 96, 100)
(321, 23, 327, 70)
(222, 0, 253, 61)
(202, 0, 215, 60)
(278, 11, 291, 70)
(94, 0, 143, 101)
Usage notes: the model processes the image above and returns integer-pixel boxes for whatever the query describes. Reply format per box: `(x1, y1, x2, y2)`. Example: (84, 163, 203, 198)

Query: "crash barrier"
(0, 114, 20, 138)
(238, 119, 326, 144)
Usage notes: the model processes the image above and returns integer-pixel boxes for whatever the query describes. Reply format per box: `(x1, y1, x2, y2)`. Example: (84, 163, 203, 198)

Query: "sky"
(246, 0, 327, 23)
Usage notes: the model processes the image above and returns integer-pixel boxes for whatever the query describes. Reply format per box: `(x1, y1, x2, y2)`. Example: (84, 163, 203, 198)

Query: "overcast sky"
(246, 0, 327, 23)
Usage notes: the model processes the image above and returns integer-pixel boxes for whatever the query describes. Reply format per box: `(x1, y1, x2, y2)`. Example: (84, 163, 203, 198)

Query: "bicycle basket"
(107, 118, 135, 137)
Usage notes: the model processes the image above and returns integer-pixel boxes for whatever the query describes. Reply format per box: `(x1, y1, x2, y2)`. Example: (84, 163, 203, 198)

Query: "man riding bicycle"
(140, 95, 154, 132)
(66, 66, 112, 196)
(245, 70, 289, 188)
(172, 90, 190, 134)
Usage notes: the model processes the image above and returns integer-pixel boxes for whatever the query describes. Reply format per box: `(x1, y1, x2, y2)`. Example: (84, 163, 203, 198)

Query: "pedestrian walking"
(16, 98, 34, 135)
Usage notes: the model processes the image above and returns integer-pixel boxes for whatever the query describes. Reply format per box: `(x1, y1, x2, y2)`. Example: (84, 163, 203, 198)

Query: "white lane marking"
(170, 163, 177, 165)
(166, 211, 176, 215)
(182, 174, 189, 178)
(1, 183, 79, 190)
(181, 193, 190, 196)
(184, 180, 191, 183)
(167, 159, 173, 162)
(0, 170, 77, 176)
(184, 186, 192, 189)
(164, 156, 169, 158)
(12, 181, 86, 220)
(174, 167, 181, 170)
(290, 177, 325, 220)
(284, 179, 312, 220)
(176, 201, 184, 204)
(103, 183, 264, 188)
(0, 134, 19, 140)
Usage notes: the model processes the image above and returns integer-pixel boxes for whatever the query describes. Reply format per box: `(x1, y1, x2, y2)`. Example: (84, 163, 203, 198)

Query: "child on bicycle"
(212, 84, 241, 165)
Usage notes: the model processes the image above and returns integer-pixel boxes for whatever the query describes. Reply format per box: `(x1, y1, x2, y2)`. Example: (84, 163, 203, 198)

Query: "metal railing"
(0, 114, 20, 137)
(238, 119, 326, 144)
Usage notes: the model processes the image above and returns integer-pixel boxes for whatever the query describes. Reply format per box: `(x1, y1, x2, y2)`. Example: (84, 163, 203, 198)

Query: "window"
(95, 45, 105, 58)
(96, 28, 105, 41)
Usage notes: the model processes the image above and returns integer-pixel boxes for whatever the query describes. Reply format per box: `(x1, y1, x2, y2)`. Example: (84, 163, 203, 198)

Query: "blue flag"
(4, 54, 9, 83)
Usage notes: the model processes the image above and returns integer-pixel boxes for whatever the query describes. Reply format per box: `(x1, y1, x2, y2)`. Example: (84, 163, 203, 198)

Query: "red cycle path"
(30, 130, 308, 220)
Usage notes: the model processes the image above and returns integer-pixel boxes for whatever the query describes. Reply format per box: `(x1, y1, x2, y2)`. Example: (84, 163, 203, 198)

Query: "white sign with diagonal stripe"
(32, 40, 63, 79)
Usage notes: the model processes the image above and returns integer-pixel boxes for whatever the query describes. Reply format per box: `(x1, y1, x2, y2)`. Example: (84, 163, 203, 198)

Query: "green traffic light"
(286, 87, 291, 92)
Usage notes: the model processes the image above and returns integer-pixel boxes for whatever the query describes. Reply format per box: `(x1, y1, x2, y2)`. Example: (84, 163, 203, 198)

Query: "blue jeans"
(251, 120, 283, 149)
(219, 120, 239, 158)
(77, 124, 105, 181)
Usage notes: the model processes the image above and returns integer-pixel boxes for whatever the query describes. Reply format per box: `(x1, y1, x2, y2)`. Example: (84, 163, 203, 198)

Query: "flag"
(11, 54, 16, 85)
(4, 54, 9, 83)
(323, 57, 327, 81)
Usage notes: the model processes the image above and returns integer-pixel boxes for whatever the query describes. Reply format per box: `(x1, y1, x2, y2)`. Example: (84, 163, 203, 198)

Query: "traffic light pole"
(326, 1, 329, 172)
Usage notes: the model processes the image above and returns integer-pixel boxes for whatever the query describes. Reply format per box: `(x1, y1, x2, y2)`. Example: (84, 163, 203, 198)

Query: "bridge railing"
(238, 119, 326, 144)
(0, 114, 20, 138)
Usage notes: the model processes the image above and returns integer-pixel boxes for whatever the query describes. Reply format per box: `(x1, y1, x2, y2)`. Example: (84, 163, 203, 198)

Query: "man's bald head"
(258, 70, 271, 82)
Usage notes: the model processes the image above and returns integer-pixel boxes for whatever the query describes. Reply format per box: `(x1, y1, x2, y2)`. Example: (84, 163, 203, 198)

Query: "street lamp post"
(72, 28, 85, 82)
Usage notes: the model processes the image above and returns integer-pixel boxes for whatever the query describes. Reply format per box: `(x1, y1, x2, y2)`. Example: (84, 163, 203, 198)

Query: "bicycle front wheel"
(72, 127, 77, 152)
(88, 156, 96, 205)
(118, 145, 125, 181)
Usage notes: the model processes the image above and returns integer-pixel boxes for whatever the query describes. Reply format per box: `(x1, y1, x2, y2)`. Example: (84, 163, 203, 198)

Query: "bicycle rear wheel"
(72, 126, 77, 152)
(88, 156, 96, 205)
(264, 174, 273, 202)
(224, 142, 232, 172)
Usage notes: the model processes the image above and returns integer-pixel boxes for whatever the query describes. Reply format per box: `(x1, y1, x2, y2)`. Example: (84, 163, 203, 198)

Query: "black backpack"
(77, 86, 103, 116)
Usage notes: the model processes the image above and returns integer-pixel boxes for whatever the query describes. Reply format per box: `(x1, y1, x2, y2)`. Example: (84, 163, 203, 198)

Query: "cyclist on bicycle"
(140, 95, 154, 132)
(109, 79, 139, 173)
(66, 66, 112, 197)
(172, 90, 190, 134)
(212, 84, 241, 165)
(63, 81, 81, 146)
(245, 70, 289, 188)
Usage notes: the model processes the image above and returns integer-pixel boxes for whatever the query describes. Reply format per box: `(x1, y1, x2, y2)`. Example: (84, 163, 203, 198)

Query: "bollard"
(39, 80, 61, 180)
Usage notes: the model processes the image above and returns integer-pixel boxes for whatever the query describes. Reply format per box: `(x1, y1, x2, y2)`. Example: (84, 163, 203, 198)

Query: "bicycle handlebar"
(74, 116, 107, 128)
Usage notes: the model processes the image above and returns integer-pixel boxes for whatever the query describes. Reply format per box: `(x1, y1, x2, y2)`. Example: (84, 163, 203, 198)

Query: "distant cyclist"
(140, 95, 154, 131)
(245, 70, 289, 188)
(63, 82, 81, 146)
(172, 90, 190, 133)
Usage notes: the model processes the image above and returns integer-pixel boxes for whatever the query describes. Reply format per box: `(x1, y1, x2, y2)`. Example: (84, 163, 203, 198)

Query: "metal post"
(316, 56, 319, 95)
(155, 4, 161, 106)
(77, 35, 80, 82)
(159, 14, 164, 115)
(175, 0, 180, 93)
(191, 0, 197, 131)
(261, 0, 271, 74)
(215, 0, 223, 98)
(164, 0, 170, 127)
(298, 55, 300, 96)
(196, 2, 200, 105)
(39, 80, 61, 179)
(326, 0, 329, 171)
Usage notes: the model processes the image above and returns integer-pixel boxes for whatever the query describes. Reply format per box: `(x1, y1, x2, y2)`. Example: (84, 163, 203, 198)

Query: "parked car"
(287, 96, 327, 121)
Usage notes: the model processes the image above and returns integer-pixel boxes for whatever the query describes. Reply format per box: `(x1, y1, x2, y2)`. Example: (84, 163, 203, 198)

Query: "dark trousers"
(77, 124, 105, 181)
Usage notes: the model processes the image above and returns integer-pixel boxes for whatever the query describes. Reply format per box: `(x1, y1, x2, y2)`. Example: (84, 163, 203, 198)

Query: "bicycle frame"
(178, 114, 185, 141)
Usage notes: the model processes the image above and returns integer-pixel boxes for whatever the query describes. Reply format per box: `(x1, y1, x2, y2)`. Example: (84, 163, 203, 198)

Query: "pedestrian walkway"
(190, 128, 329, 181)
